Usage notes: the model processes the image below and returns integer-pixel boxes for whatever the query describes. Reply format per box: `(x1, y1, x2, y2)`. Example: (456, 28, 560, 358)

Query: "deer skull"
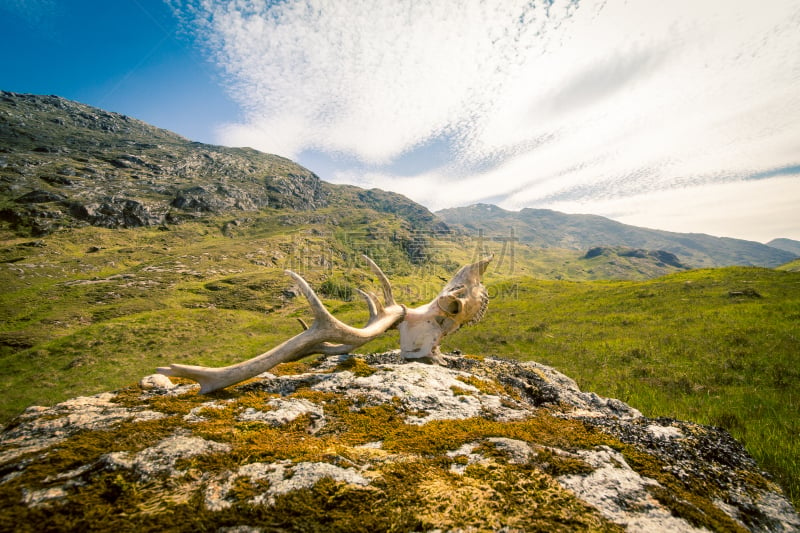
(399, 255, 491, 364)
(157, 255, 492, 393)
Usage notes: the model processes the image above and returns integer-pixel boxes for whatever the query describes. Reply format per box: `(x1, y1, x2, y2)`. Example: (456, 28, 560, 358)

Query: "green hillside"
(778, 258, 800, 272)
(2, 216, 799, 508)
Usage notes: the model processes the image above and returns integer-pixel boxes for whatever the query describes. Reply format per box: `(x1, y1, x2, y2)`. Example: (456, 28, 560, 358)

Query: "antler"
(156, 255, 492, 393)
(156, 256, 405, 393)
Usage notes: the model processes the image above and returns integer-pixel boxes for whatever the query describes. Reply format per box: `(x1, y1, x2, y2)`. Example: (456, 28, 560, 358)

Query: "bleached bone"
(157, 255, 491, 393)
(399, 254, 492, 364)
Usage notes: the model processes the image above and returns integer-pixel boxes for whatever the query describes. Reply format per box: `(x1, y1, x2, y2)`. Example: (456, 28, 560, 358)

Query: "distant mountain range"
(1, 91, 796, 269)
(767, 238, 800, 257)
(437, 204, 796, 268)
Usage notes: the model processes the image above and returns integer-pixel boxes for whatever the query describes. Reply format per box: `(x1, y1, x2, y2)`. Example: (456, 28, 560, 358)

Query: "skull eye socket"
(440, 297, 462, 315)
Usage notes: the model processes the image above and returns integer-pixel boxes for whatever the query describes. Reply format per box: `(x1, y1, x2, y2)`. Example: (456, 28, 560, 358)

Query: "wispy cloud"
(172, 0, 800, 240)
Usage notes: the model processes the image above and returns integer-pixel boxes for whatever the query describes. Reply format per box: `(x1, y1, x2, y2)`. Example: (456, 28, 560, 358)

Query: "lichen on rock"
(1, 352, 797, 532)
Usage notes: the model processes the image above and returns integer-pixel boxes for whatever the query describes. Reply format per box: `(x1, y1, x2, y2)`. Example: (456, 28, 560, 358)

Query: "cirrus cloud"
(171, 0, 800, 241)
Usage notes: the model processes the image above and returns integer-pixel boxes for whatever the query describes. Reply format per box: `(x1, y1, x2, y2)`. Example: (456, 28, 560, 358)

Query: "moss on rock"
(1, 352, 798, 532)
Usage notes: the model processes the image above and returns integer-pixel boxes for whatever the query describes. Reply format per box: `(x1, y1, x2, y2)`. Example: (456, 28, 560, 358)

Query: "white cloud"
(174, 0, 800, 240)
(544, 176, 800, 243)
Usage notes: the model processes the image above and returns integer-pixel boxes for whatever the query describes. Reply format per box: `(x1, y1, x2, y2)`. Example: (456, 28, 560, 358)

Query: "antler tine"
(157, 262, 407, 393)
(362, 255, 396, 306)
(356, 288, 381, 320)
(285, 270, 336, 328)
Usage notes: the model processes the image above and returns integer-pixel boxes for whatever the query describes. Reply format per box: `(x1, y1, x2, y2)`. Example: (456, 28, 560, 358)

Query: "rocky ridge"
(0, 91, 440, 236)
(1, 352, 797, 532)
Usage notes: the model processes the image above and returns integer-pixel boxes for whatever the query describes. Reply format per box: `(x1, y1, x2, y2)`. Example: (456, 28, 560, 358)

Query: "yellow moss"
(109, 385, 150, 408)
(450, 385, 473, 396)
(533, 449, 595, 477)
(229, 391, 280, 411)
(287, 389, 338, 404)
(270, 360, 314, 376)
(226, 475, 272, 503)
(456, 374, 506, 396)
(111, 383, 231, 417)
(377, 459, 622, 532)
(334, 356, 379, 377)
(373, 411, 616, 456)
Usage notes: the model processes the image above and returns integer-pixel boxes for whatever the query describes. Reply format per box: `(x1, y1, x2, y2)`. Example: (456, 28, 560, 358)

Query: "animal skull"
(157, 255, 492, 393)
(399, 255, 491, 363)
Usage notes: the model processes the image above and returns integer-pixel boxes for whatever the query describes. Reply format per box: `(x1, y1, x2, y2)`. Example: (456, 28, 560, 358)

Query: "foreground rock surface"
(1, 352, 797, 532)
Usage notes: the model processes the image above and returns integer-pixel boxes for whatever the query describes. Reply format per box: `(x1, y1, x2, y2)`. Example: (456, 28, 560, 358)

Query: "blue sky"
(0, 0, 238, 142)
(2, 0, 799, 242)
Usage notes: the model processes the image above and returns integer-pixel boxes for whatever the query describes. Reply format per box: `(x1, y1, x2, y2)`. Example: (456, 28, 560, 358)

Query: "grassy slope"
(778, 258, 800, 272)
(0, 210, 446, 421)
(2, 219, 799, 509)
(445, 267, 800, 507)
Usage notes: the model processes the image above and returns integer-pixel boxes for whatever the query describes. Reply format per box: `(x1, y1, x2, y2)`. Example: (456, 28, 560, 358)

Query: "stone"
(204, 461, 369, 511)
(14, 190, 67, 204)
(236, 398, 326, 433)
(0, 352, 797, 532)
(102, 435, 231, 478)
(139, 374, 176, 390)
(0, 392, 165, 465)
(559, 446, 707, 532)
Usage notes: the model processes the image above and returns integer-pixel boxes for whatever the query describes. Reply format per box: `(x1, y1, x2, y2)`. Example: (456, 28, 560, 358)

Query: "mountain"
(2, 352, 797, 531)
(0, 91, 441, 236)
(438, 203, 795, 268)
(3, 91, 793, 271)
(767, 238, 800, 257)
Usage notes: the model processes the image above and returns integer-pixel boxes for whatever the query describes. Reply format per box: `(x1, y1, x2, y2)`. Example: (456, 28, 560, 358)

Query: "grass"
(446, 267, 800, 508)
(1, 218, 799, 510)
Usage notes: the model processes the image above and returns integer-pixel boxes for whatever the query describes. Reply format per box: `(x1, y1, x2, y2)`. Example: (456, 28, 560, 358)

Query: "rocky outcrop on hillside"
(1, 352, 797, 532)
(0, 91, 327, 234)
(582, 247, 691, 276)
(0, 92, 441, 236)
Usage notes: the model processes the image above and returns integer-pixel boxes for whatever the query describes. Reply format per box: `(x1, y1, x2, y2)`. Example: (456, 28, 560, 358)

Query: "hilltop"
(0, 91, 441, 237)
(768, 238, 800, 257)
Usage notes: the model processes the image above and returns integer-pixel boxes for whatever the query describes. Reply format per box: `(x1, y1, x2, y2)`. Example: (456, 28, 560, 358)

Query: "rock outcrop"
(0, 91, 442, 237)
(1, 352, 798, 532)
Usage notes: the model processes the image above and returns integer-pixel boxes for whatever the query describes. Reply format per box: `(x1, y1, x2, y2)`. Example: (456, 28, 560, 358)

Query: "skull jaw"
(397, 303, 453, 365)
